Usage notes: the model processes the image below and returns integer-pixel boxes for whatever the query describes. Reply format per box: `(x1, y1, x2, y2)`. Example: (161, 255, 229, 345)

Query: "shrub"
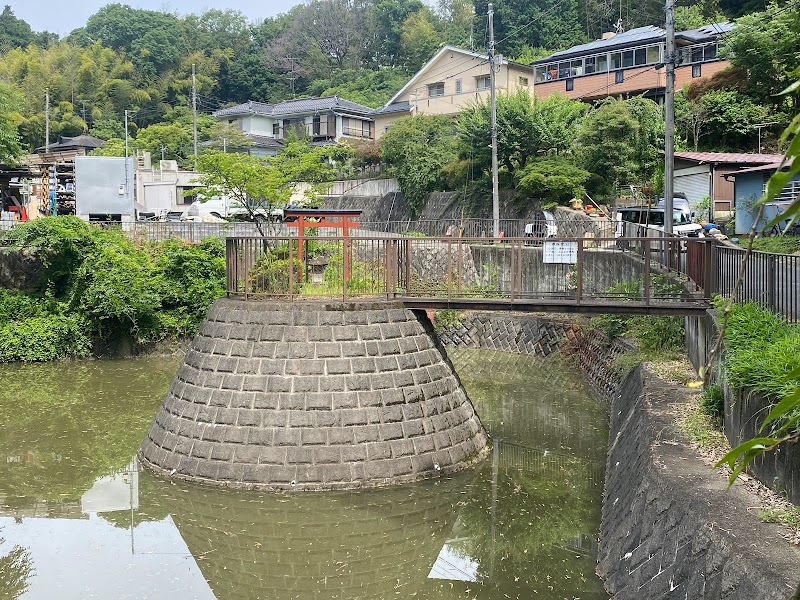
(701, 383, 725, 425)
(0, 314, 91, 362)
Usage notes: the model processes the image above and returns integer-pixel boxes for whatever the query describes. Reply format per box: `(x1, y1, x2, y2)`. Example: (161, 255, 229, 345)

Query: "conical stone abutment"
(138, 298, 490, 490)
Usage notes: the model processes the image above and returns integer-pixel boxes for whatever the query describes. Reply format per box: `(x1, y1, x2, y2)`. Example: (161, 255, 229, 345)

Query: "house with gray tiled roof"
(212, 96, 375, 157)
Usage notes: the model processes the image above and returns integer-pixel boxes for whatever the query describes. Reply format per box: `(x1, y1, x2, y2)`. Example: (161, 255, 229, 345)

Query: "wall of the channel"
(686, 312, 800, 504)
(437, 312, 800, 600)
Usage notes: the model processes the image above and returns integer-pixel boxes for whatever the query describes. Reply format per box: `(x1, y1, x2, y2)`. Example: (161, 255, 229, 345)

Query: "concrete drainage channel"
(436, 312, 800, 600)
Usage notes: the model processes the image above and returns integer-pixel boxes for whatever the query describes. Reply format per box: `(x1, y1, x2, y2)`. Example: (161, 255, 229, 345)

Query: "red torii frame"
(284, 209, 362, 280)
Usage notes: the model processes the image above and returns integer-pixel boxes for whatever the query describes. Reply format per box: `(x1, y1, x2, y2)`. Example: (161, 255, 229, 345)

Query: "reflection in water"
(0, 348, 609, 599)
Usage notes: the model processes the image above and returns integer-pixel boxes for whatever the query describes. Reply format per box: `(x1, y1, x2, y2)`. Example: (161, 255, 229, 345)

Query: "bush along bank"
(0, 216, 225, 362)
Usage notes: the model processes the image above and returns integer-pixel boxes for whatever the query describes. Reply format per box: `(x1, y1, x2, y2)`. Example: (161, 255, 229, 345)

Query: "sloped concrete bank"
(436, 312, 800, 599)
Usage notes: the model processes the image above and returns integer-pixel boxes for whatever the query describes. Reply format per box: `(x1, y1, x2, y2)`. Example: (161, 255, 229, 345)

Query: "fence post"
(643, 238, 651, 305)
(575, 238, 584, 305)
(704, 238, 717, 298)
(767, 253, 776, 313)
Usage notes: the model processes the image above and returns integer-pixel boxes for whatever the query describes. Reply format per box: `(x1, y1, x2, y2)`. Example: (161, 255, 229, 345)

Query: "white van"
(615, 207, 703, 237)
(186, 197, 283, 222)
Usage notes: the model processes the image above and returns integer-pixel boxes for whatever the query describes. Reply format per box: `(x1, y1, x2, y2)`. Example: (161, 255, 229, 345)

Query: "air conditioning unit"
(160, 160, 178, 172)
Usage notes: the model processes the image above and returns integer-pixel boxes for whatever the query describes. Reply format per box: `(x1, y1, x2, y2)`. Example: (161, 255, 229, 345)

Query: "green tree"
(458, 90, 587, 175)
(399, 8, 441, 72)
(191, 138, 345, 233)
(90, 138, 125, 157)
(473, 0, 584, 59)
(0, 80, 23, 162)
(133, 123, 194, 165)
(722, 4, 800, 111)
(0, 5, 34, 50)
(85, 4, 187, 75)
(701, 89, 769, 151)
(381, 115, 458, 215)
(515, 155, 590, 206)
(574, 98, 640, 196)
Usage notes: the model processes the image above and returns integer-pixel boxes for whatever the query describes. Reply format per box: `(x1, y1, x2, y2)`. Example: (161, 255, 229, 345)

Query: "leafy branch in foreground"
(711, 68, 800, 486)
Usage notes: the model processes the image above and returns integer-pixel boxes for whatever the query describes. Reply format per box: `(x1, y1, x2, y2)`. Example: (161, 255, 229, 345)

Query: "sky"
(8, 1, 303, 37)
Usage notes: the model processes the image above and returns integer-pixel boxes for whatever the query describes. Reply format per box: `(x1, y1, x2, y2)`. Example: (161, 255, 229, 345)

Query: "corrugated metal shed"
(674, 152, 784, 165)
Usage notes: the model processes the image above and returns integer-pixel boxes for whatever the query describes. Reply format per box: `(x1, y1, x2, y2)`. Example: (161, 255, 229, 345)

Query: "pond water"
(0, 349, 609, 600)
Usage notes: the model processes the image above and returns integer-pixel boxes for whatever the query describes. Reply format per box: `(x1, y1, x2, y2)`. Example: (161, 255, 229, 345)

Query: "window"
(558, 62, 570, 78)
(428, 82, 445, 97)
(622, 50, 634, 68)
(518, 76, 529, 86)
(634, 48, 647, 66)
(615, 70, 624, 84)
(566, 78, 574, 92)
(534, 66, 548, 82)
(475, 75, 491, 90)
(611, 52, 622, 70)
(646, 45, 661, 64)
(313, 115, 321, 136)
(455, 78, 462, 93)
(691, 46, 703, 63)
(272, 123, 280, 136)
(692, 64, 701, 78)
(703, 43, 717, 61)
(597, 54, 608, 73)
(585, 56, 596, 74)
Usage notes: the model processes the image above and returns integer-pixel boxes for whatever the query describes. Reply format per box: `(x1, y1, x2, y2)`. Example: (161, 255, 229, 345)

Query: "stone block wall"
(139, 299, 489, 490)
(435, 312, 571, 357)
(599, 366, 800, 600)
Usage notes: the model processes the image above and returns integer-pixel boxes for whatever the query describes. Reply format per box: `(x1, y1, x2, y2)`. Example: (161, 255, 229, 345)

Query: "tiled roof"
(248, 135, 284, 148)
(675, 152, 784, 165)
(213, 96, 373, 118)
(728, 158, 793, 176)
(35, 134, 106, 153)
(372, 101, 411, 115)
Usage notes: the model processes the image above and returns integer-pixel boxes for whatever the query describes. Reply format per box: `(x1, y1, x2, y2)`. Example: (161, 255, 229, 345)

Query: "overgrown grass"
(677, 395, 730, 454)
(715, 299, 800, 401)
(746, 235, 800, 255)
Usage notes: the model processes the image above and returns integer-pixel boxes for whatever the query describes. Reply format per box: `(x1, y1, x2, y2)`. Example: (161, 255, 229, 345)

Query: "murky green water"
(0, 349, 609, 600)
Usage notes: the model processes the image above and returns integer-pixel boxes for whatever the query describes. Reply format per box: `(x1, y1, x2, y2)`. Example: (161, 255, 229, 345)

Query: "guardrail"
(716, 245, 799, 323)
(225, 235, 714, 314)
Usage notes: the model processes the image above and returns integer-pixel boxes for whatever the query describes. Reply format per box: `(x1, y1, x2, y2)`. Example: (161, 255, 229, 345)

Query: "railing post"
(447, 239, 452, 301)
(643, 238, 651, 305)
(456, 239, 463, 296)
(704, 238, 717, 298)
(575, 238, 584, 305)
(767, 253, 776, 313)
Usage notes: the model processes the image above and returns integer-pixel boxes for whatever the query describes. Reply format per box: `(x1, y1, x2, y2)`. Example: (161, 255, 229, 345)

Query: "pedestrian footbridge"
(225, 235, 718, 317)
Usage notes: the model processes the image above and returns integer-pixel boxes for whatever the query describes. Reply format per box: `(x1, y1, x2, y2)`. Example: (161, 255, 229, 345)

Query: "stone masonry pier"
(139, 298, 489, 490)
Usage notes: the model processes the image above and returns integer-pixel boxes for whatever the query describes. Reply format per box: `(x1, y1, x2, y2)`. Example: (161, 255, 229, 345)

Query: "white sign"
(543, 241, 578, 264)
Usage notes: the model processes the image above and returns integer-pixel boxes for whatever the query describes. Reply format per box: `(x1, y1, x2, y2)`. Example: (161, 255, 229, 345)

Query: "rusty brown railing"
(225, 235, 717, 314)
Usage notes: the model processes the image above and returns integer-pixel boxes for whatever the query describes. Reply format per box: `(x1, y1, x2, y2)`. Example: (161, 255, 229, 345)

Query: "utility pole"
(488, 3, 500, 238)
(45, 88, 50, 152)
(192, 63, 198, 168)
(124, 109, 129, 158)
(664, 0, 675, 235)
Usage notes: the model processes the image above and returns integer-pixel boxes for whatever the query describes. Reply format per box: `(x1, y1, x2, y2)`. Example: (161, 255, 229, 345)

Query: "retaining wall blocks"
(138, 298, 490, 490)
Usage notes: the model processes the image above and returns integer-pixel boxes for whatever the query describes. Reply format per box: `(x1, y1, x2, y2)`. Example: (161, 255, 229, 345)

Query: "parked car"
(615, 207, 703, 237)
(524, 210, 558, 239)
(186, 197, 283, 222)
(655, 197, 694, 222)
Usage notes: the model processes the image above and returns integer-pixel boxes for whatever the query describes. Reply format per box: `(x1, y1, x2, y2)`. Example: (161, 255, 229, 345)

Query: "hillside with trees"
(0, 0, 795, 205)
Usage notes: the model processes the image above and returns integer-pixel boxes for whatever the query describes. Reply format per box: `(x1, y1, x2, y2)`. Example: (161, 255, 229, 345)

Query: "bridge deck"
(398, 296, 710, 316)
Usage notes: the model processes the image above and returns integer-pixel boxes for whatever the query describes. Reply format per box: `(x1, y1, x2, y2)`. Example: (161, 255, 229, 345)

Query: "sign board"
(543, 241, 578, 264)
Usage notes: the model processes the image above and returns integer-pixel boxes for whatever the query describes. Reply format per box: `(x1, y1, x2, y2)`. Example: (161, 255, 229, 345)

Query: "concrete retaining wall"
(439, 311, 800, 599)
(686, 313, 800, 504)
(599, 365, 800, 599)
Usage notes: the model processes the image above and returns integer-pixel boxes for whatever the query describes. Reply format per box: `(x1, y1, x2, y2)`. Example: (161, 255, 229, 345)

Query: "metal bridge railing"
(225, 235, 716, 311)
